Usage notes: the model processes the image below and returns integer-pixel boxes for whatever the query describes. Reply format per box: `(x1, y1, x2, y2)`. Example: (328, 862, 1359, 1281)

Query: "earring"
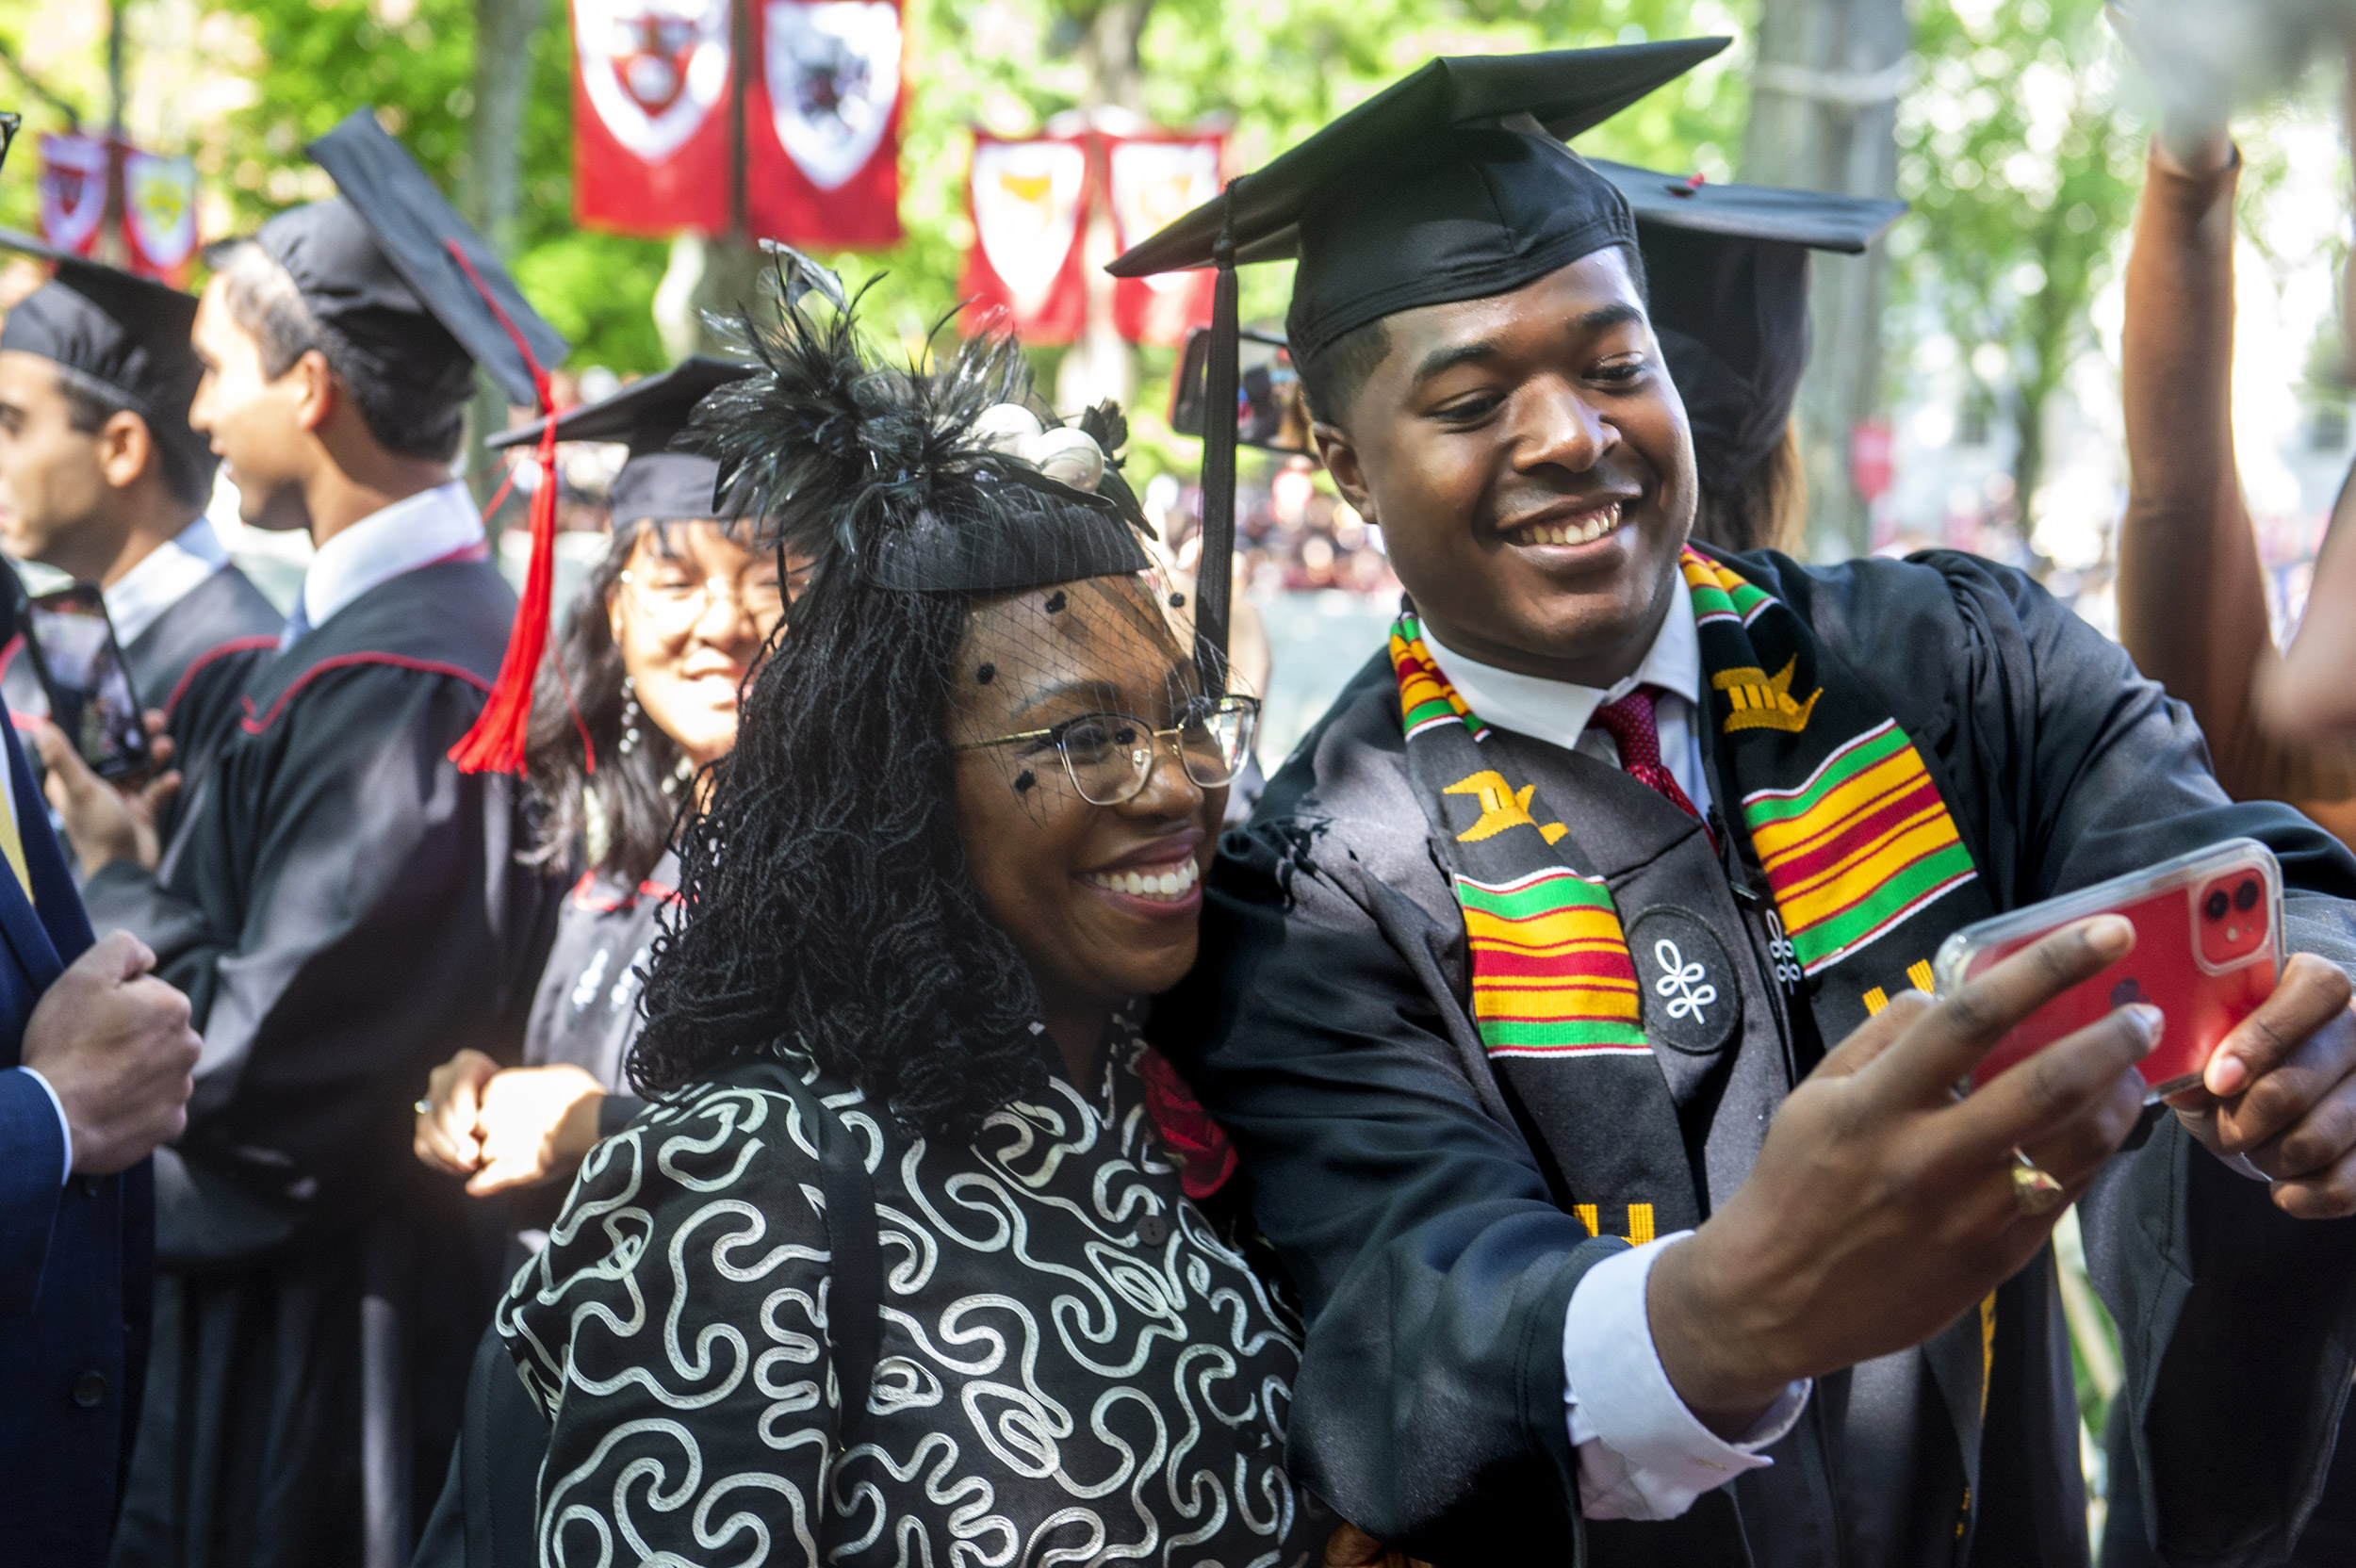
(619, 676, 643, 757)
(660, 755, 694, 798)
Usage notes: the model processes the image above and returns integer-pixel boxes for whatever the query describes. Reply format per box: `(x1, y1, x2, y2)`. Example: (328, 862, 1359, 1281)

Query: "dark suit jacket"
(0, 710, 143, 1567)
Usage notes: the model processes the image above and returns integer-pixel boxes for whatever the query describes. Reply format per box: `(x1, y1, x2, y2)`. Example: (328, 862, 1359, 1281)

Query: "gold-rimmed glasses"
(617, 563, 786, 629)
(957, 694, 1260, 806)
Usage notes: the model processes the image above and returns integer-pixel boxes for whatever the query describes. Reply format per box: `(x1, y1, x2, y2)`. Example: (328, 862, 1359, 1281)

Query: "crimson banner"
(957, 133, 1090, 345)
(38, 135, 108, 256)
(570, 0, 733, 234)
(1106, 133, 1221, 347)
(745, 0, 903, 249)
(122, 151, 199, 282)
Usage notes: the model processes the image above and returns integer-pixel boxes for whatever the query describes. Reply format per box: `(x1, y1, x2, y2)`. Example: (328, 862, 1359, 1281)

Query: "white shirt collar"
(301, 481, 483, 632)
(103, 516, 229, 648)
(1420, 569, 1703, 753)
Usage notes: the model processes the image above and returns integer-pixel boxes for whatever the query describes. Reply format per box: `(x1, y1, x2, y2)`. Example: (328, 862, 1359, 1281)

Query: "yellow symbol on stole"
(1861, 961, 1938, 1017)
(1711, 656, 1822, 734)
(1446, 770, 1538, 842)
(1574, 1202, 1657, 1247)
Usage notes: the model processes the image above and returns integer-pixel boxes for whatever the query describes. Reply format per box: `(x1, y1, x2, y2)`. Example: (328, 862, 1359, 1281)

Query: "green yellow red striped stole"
(1677, 548, 1986, 1000)
(1386, 547, 1991, 1064)
(1388, 612, 1647, 1057)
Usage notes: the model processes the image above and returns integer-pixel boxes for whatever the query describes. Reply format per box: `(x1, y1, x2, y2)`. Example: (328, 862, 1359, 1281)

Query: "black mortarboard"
(256, 109, 567, 408)
(487, 355, 753, 529)
(1593, 159, 1904, 492)
(0, 229, 215, 486)
(1107, 40, 1726, 685)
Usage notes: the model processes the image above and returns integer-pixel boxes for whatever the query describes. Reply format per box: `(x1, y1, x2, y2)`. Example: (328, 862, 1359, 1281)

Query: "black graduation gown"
(1155, 549, 2356, 1568)
(83, 558, 564, 1568)
(517, 850, 675, 1119)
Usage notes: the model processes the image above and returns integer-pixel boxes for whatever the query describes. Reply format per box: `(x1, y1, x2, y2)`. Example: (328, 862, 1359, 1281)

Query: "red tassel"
(442, 240, 563, 776)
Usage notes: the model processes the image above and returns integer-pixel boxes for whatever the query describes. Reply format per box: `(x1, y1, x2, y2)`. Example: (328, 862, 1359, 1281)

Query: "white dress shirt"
(1421, 570, 1714, 822)
(285, 481, 483, 645)
(1420, 572, 1812, 1521)
(104, 516, 231, 648)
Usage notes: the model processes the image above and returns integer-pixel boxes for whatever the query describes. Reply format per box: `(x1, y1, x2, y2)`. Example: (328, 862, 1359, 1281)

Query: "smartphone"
(1933, 839, 2283, 1100)
(21, 584, 151, 781)
(1170, 326, 1316, 455)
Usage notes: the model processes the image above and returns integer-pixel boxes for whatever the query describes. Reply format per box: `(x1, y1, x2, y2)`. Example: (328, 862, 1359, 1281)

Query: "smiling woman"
(491, 253, 1326, 1568)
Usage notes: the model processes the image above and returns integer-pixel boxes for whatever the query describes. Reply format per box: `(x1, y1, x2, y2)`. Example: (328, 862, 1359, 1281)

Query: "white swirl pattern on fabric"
(500, 1026, 1319, 1567)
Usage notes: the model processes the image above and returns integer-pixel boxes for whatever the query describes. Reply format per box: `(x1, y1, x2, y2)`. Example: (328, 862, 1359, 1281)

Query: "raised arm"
(2114, 137, 2356, 838)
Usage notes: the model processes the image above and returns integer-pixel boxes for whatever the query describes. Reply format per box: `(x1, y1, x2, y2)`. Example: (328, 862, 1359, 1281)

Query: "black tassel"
(1194, 180, 1242, 699)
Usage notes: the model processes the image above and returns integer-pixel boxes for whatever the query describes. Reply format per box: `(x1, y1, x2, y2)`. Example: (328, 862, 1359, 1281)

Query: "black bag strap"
(735, 1056, 883, 1430)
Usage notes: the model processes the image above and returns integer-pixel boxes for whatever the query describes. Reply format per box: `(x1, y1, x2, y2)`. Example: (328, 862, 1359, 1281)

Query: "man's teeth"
(1086, 858, 1201, 902)
(1512, 502, 1623, 547)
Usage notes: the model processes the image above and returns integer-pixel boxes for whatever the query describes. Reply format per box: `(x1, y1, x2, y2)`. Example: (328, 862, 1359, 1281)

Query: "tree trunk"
(461, 0, 546, 524)
(2011, 389, 2046, 546)
(1741, 0, 1909, 561)
(688, 0, 767, 355)
(466, 0, 542, 254)
(1053, 0, 1154, 413)
(1072, 0, 1153, 111)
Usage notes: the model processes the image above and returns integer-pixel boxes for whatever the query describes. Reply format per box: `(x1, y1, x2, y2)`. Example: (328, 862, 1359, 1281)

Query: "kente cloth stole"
(1387, 547, 1997, 1233)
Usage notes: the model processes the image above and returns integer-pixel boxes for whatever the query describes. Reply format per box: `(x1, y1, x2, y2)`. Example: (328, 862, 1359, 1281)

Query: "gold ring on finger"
(2009, 1149, 2067, 1216)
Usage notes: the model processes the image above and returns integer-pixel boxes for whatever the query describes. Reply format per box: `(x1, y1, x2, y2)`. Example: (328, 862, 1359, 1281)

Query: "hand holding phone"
(1935, 840, 2283, 1099)
(21, 584, 152, 781)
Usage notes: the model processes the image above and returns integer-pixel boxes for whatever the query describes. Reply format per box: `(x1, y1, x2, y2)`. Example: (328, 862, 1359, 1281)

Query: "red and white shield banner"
(571, 0, 732, 235)
(121, 151, 199, 282)
(1106, 134, 1221, 347)
(745, 0, 903, 249)
(957, 134, 1090, 345)
(39, 136, 110, 256)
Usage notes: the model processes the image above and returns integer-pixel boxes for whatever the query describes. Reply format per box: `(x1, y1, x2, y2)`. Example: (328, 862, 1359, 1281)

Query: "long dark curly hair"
(626, 252, 1146, 1136)
(521, 523, 685, 884)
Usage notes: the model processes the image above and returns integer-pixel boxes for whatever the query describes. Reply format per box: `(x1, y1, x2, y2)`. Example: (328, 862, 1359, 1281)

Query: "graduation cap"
(486, 355, 753, 530)
(1106, 39, 1726, 686)
(253, 109, 568, 409)
(0, 228, 216, 488)
(242, 109, 574, 773)
(1591, 159, 1905, 497)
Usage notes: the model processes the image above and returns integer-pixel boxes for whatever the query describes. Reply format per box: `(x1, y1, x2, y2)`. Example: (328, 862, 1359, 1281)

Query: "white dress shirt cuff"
(1562, 1232, 1810, 1521)
(16, 1065, 73, 1184)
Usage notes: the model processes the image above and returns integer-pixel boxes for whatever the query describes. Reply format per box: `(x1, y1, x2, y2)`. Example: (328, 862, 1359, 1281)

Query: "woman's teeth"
(1510, 502, 1623, 547)
(1085, 858, 1200, 902)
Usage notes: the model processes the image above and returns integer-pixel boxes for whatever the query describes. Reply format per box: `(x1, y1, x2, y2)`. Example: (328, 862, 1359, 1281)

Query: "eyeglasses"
(617, 566, 787, 629)
(957, 694, 1260, 806)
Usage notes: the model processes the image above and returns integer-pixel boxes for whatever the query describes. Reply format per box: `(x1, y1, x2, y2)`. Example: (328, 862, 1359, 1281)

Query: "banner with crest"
(745, 0, 903, 248)
(1105, 133, 1221, 346)
(957, 132, 1090, 345)
(571, 0, 734, 234)
(38, 135, 110, 257)
(121, 151, 199, 281)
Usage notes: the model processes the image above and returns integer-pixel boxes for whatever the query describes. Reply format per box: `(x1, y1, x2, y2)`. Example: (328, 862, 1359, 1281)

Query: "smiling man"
(1137, 44, 2356, 1568)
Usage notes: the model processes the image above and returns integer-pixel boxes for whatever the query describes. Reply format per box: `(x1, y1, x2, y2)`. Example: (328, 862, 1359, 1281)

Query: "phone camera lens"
(2205, 890, 2230, 921)
(2234, 878, 2260, 912)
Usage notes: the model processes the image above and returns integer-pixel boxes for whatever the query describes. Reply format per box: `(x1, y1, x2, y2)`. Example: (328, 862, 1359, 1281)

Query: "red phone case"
(1933, 840, 2283, 1097)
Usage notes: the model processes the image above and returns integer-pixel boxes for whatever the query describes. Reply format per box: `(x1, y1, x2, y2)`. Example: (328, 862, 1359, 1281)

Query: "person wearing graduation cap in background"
(0, 236, 282, 820)
(37, 109, 567, 1568)
(401, 354, 804, 1568)
(409, 356, 794, 1211)
(1128, 40, 2356, 1566)
(1587, 162, 1903, 555)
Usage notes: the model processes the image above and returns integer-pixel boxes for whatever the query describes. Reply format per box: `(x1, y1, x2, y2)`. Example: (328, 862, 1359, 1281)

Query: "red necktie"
(1588, 686, 1710, 835)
